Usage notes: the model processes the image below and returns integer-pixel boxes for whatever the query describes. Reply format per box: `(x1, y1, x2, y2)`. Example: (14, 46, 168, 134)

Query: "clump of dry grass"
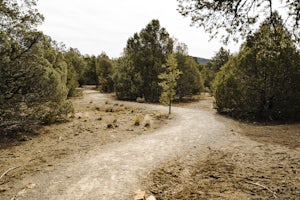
(154, 112, 169, 120)
(95, 107, 100, 111)
(130, 108, 138, 113)
(105, 105, 113, 112)
(102, 104, 125, 113)
(72, 88, 83, 97)
(107, 123, 113, 128)
(143, 115, 152, 128)
(136, 97, 145, 103)
(112, 106, 125, 112)
(134, 114, 144, 126)
(107, 118, 118, 129)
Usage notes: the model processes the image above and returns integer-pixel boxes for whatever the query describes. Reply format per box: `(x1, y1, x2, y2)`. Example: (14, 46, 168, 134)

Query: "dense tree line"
(201, 47, 230, 90)
(178, 1, 300, 121)
(213, 13, 300, 121)
(0, 0, 116, 134)
(7, 0, 274, 137)
(0, 0, 71, 133)
(97, 53, 114, 93)
(2, 0, 298, 137)
(114, 20, 174, 102)
(114, 20, 204, 102)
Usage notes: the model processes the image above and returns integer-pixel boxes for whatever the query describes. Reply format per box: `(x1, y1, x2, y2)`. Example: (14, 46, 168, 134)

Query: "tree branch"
(11, 33, 41, 61)
(244, 180, 278, 199)
(0, 166, 21, 181)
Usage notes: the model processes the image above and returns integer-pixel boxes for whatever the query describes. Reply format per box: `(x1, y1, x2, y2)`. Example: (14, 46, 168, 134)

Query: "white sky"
(36, 0, 241, 59)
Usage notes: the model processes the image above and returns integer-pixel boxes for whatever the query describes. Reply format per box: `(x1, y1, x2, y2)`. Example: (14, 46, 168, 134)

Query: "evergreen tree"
(113, 56, 143, 100)
(96, 53, 114, 93)
(202, 47, 230, 89)
(176, 54, 204, 99)
(116, 19, 173, 102)
(64, 48, 87, 96)
(0, 0, 72, 134)
(82, 55, 99, 85)
(213, 12, 300, 121)
(159, 54, 182, 114)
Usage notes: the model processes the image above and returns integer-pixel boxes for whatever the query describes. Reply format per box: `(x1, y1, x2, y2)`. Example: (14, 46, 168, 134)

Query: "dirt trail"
(9, 90, 234, 200)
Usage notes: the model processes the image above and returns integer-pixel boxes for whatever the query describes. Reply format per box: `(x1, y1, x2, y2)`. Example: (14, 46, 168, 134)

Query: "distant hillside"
(194, 57, 210, 64)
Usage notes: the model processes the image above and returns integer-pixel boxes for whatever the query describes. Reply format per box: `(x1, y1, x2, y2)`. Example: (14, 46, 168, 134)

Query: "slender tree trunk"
(169, 99, 172, 115)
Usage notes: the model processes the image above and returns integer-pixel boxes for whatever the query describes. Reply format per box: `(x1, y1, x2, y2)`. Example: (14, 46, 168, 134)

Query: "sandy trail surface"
(14, 90, 234, 200)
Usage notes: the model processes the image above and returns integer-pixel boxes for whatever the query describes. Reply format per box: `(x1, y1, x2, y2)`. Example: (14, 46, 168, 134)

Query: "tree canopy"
(202, 47, 230, 89)
(175, 53, 204, 99)
(114, 19, 174, 102)
(0, 0, 73, 134)
(213, 12, 300, 121)
(177, 0, 300, 43)
(96, 53, 114, 93)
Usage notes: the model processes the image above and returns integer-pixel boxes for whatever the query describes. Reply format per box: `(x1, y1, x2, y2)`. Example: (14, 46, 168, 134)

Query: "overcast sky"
(36, 0, 241, 59)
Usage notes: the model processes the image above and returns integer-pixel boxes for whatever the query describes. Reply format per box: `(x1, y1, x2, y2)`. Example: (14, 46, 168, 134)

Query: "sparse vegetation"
(143, 115, 152, 128)
(105, 105, 114, 113)
(154, 113, 169, 121)
(95, 107, 101, 111)
(107, 118, 118, 129)
(0, 88, 171, 199)
(134, 114, 144, 126)
(136, 97, 145, 103)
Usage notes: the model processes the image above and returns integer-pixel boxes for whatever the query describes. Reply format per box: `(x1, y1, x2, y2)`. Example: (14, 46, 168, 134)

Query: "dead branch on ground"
(0, 166, 21, 181)
(244, 180, 277, 199)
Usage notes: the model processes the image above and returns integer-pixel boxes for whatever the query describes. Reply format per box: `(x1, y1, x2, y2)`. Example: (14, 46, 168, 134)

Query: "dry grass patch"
(143, 115, 152, 128)
(0, 90, 170, 199)
(134, 114, 144, 126)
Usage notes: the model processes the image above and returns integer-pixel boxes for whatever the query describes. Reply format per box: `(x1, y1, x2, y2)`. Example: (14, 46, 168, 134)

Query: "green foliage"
(0, 0, 73, 134)
(115, 19, 174, 102)
(178, 0, 300, 43)
(82, 55, 99, 85)
(96, 53, 114, 93)
(176, 53, 204, 99)
(66, 65, 79, 97)
(113, 56, 143, 100)
(213, 13, 300, 121)
(64, 48, 87, 96)
(159, 54, 182, 114)
(0, 36, 73, 132)
(202, 47, 230, 89)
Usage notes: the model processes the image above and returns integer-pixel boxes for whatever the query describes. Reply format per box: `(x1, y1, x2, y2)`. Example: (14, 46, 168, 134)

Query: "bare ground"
(0, 88, 169, 199)
(0, 89, 299, 200)
(143, 97, 300, 199)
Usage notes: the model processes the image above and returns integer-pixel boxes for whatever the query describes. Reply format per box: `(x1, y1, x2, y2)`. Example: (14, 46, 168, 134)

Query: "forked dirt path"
(17, 90, 234, 200)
